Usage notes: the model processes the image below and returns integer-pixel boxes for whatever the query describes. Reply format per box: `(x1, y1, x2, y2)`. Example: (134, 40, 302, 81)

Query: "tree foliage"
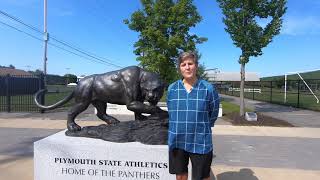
(217, 0, 286, 63)
(124, 0, 207, 83)
(63, 74, 77, 84)
(28, 70, 69, 85)
(217, 0, 287, 115)
(0, 64, 15, 69)
(28, 69, 43, 76)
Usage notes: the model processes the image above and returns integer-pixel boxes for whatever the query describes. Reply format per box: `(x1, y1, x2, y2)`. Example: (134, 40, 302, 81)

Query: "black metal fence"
(0, 74, 44, 112)
(2, 74, 319, 112)
(216, 79, 320, 111)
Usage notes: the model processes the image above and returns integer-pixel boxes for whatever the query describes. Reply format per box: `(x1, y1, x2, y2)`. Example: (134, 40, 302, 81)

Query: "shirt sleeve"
(166, 83, 174, 103)
(209, 84, 220, 127)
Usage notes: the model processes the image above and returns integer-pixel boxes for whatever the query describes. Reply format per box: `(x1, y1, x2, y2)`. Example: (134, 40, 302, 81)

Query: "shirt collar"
(179, 79, 200, 90)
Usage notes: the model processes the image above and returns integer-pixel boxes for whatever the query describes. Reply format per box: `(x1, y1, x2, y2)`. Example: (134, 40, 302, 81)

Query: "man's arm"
(209, 84, 220, 127)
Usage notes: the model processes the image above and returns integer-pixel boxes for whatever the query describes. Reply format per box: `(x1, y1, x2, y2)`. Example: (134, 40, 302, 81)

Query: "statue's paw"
(153, 106, 164, 113)
(107, 118, 120, 125)
(151, 107, 166, 116)
(157, 110, 168, 117)
(67, 122, 81, 132)
(137, 115, 148, 121)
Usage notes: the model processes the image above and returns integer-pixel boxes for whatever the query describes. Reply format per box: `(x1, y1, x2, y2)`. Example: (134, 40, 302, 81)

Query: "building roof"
(206, 71, 260, 81)
(0, 67, 33, 76)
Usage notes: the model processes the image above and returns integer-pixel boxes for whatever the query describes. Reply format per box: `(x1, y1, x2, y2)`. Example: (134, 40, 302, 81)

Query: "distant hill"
(261, 70, 320, 81)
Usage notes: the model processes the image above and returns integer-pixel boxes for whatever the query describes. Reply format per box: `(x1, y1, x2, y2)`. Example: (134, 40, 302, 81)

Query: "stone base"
(34, 130, 190, 180)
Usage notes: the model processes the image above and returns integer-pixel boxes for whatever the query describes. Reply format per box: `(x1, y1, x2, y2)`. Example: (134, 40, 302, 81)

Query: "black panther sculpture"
(34, 66, 166, 132)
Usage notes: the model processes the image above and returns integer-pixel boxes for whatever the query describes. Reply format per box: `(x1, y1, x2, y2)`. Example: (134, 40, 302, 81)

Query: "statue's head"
(140, 72, 165, 106)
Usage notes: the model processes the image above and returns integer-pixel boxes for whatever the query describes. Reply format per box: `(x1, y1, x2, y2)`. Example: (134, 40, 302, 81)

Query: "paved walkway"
(0, 102, 320, 179)
(0, 115, 320, 180)
(220, 94, 320, 127)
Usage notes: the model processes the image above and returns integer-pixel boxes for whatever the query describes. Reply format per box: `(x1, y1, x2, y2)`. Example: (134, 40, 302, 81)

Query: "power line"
(0, 9, 43, 34)
(0, 9, 124, 68)
(76, 3, 129, 67)
(67, 2, 126, 65)
(48, 42, 112, 66)
(0, 20, 43, 41)
(0, 19, 115, 66)
(50, 37, 123, 68)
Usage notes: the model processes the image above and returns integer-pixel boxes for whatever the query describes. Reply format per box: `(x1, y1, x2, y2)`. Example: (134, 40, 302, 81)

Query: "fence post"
(270, 81, 273, 103)
(39, 74, 45, 113)
(5, 74, 11, 112)
(223, 81, 226, 94)
(231, 82, 234, 96)
(297, 80, 300, 108)
(252, 82, 255, 100)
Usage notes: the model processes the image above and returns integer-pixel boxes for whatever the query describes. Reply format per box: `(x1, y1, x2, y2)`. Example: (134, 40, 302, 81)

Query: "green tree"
(217, 0, 287, 116)
(29, 69, 44, 76)
(197, 63, 208, 80)
(63, 74, 77, 84)
(0, 64, 15, 69)
(124, 0, 207, 83)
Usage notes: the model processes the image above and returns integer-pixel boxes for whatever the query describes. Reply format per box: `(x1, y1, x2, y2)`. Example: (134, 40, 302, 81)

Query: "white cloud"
(281, 15, 320, 35)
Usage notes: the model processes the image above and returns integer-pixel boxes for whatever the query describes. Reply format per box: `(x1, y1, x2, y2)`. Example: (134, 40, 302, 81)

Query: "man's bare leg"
(176, 173, 188, 180)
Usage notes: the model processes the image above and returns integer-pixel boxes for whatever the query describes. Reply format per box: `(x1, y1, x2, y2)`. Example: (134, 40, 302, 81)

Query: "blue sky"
(0, 0, 319, 78)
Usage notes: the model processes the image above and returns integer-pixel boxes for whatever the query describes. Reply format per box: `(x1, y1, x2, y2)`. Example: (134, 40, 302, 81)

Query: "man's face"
(179, 58, 197, 80)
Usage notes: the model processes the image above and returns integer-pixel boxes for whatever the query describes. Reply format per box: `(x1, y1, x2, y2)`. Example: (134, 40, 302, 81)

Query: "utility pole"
(43, 0, 48, 85)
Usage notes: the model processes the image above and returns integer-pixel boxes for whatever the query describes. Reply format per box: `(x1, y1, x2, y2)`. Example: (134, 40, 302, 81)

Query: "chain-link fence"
(215, 79, 320, 111)
(0, 74, 74, 112)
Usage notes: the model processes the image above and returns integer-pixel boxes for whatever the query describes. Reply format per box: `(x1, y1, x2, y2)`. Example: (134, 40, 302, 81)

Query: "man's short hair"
(177, 51, 199, 67)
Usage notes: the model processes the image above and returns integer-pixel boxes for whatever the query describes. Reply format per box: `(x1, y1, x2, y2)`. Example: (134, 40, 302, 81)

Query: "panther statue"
(34, 66, 165, 132)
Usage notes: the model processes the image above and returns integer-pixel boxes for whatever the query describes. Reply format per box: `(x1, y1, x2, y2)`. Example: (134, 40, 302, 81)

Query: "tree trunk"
(240, 63, 245, 116)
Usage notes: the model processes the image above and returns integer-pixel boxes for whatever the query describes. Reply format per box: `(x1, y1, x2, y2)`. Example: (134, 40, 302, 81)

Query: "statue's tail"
(34, 89, 74, 110)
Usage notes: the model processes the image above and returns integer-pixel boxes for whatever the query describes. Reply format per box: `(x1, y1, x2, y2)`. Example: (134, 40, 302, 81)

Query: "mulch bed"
(223, 112, 295, 127)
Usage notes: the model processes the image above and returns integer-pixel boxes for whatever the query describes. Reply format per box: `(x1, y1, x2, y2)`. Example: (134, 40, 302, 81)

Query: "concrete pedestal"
(34, 130, 190, 180)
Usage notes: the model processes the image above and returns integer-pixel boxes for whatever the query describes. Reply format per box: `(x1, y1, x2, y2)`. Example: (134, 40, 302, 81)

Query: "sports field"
(221, 87, 320, 111)
(0, 85, 74, 112)
(1, 84, 319, 112)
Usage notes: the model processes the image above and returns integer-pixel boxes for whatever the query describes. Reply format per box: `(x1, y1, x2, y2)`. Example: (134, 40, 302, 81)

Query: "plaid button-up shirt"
(167, 79, 220, 154)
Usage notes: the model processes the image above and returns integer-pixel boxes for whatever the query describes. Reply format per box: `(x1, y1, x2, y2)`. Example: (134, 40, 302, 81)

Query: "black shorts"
(169, 148, 213, 180)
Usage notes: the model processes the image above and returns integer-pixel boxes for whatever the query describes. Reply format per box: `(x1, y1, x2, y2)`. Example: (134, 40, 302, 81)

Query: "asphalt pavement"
(0, 103, 320, 180)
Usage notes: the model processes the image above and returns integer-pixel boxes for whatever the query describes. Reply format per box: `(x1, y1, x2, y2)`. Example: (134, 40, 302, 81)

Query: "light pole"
(43, 0, 48, 85)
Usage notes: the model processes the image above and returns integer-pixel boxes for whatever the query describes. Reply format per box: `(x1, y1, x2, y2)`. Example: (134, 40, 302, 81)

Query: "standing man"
(167, 51, 220, 180)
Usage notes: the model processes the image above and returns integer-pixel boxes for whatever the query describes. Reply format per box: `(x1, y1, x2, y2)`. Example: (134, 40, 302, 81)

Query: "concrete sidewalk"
(220, 94, 320, 127)
(0, 117, 320, 180)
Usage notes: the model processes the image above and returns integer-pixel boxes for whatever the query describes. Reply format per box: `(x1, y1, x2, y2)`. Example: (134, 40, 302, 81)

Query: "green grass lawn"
(221, 88, 320, 111)
(2, 83, 319, 112)
(219, 99, 294, 127)
(221, 101, 252, 115)
(0, 91, 74, 112)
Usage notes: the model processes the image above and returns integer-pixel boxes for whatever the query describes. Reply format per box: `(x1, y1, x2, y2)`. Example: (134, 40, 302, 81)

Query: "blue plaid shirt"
(167, 79, 220, 154)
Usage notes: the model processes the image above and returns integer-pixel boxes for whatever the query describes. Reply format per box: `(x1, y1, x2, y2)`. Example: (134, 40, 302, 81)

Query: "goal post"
(284, 69, 320, 104)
